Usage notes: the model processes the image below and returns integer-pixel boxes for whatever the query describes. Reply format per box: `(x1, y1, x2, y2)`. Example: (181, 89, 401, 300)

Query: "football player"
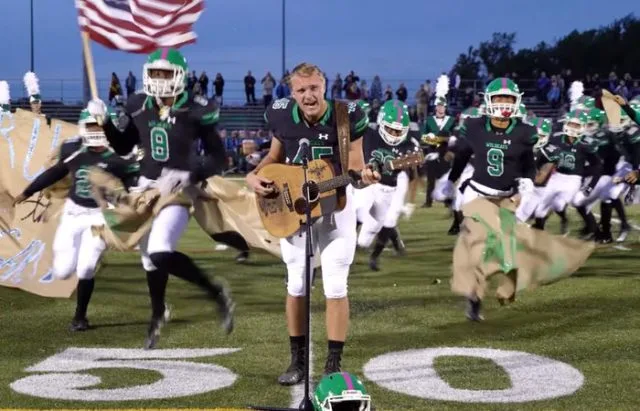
(440, 77, 538, 320)
(13, 109, 140, 331)
(356, 100, 420, 271)
(533, 110, 602, 240)
(246, 62, 378, 385)
(600, 104, 640, 242)
(570, 109, 626, 242)
(88, 48, 235, 349)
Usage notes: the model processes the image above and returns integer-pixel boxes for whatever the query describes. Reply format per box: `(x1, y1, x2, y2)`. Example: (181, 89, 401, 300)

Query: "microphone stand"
(249, 150, 315, 411)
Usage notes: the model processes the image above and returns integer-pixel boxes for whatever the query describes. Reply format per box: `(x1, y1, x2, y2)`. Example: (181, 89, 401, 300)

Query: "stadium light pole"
(281, 0, 286, 78)
(30, 0, 35, 71)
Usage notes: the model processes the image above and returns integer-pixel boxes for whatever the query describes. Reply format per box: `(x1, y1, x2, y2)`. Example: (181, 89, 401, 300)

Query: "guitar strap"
(334, 100, 351, 175)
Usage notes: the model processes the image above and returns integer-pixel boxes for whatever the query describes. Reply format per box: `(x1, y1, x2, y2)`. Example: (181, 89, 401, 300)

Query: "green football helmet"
(313, 372, 371, 411)
(356, 100, 371, 118)
(576, 95, 596, 110)
(78, 108, 108, 147)
(585, 108, 604, 136)
(483, 78, 522, 119)
(533, 117, 552, 149)
(377, 100, 410, 146)
(143, 48, 188, 98)
(563, 109, 589, 138)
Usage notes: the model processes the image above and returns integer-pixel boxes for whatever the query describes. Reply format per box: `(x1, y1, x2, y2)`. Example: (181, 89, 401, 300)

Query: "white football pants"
(53, 199, 106, 280)
(356, 180, 407, 249)
(281, 186, 356, 299)
(434, 164, 474, 210)
(534, 172, 582, 218)
(515, 186, 545, 222)
(139, 205, 190, 271)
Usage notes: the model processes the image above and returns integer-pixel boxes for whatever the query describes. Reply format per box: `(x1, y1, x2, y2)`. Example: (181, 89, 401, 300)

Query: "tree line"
(453, 14, 640, 80)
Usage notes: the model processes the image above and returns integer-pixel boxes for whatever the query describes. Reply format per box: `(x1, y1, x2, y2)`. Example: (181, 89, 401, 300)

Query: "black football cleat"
(617, 224, 631, 243)
(278, 346, 305, 386)
(235, 250, 250, 263)
(323, 350, 342, 377)
(597, 231, 613, 244)
(466, 298, 484, 322)
(368, 256, 379, 272)
(215, 287, 235, 335)
(144, 305, 171, 350)
(69, 317, 90, 332)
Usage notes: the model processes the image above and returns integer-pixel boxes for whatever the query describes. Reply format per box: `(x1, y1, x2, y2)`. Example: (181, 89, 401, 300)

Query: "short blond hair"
(287, 62, 325, 85)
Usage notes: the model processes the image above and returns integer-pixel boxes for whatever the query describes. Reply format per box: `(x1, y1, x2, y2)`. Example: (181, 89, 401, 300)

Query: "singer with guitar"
(245, 62, 379, 386)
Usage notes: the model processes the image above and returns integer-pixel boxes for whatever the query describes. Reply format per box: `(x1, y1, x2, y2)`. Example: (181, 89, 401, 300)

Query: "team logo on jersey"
(318, 133, 329, 140)
(502, 139, 511, 145)
(97, 162, 108, 169)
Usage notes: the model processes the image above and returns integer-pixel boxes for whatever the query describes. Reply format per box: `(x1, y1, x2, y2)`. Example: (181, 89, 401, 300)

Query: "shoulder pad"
(271, 98, 292, 110)
(192, 93, 210, 107)
(265, 98, 293, 126)
(59, 138, 83, 158)
(125, 93, 148, 115)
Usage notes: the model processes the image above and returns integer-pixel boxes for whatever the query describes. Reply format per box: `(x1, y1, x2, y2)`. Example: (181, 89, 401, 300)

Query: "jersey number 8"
(486, 148, 504, 177)
(75, 167, 92, 199)
(150, 127, 170, 162)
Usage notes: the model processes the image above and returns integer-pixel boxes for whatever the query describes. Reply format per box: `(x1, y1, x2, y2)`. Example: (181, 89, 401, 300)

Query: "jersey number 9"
(150, 127, 170, 162)
(486, 148, 504, 177)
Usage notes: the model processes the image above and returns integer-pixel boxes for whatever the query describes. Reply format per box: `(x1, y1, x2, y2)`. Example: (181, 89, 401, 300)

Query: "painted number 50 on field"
(10, 347, 240, 401)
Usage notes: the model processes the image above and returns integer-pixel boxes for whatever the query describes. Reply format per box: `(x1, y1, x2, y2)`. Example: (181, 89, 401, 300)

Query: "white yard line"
(592, 213, 640, 231)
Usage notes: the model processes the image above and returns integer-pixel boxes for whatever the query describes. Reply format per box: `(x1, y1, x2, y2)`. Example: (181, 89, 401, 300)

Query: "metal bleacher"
(11, 100, 267, 131)
(12, 101, 84, 123)
(218, 104, 266, 131)
(10, 90, 559, 129)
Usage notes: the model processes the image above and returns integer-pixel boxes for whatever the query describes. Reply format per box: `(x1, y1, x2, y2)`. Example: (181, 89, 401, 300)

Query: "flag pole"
(81, 31, 99, 101)
(80, 30, 104, 124)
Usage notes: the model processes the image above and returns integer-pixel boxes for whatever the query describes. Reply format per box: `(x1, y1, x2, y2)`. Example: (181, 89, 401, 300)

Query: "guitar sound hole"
(301, 181, 319, 202)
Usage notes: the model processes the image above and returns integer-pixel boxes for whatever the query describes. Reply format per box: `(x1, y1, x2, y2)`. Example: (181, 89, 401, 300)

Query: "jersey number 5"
(292, 146, 333, 164)
(150, 127, 169, 162)
(486, 148, 504, 177)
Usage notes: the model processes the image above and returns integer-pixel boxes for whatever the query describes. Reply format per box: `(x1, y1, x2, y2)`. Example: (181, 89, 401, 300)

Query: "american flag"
(76, 0, 204, 53)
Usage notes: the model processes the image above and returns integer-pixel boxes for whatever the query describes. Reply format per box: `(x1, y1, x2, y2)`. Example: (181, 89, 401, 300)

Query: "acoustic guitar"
(255, 152, 424, 238)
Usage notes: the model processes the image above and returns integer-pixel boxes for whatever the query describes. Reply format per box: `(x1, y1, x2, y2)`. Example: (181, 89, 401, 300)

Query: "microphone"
(298, 138, 311, 162)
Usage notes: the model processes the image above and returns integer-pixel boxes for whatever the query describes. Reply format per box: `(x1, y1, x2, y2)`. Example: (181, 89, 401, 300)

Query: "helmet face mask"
(534, 118, 552, 149)
(563, 119, 585, 138)
(377, 100, 409, 146)
(562, 110, 589, 139)
(78, 109, 108, 147)
(143, 49, 188, 98)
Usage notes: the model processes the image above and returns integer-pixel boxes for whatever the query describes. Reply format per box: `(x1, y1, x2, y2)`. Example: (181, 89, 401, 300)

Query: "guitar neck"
(316, 174, 353, 193)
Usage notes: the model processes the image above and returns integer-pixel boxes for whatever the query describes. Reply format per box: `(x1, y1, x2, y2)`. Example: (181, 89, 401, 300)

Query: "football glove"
(516, 178, 534, 195)
(581, 185, 593, 196)
(87, 99, 107, 118)
(425, 152, 440, 161)
(157, 168, 192, 196)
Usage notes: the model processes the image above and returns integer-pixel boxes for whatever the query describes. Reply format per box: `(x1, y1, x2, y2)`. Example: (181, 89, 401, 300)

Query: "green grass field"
(1, 203, 640, 410)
